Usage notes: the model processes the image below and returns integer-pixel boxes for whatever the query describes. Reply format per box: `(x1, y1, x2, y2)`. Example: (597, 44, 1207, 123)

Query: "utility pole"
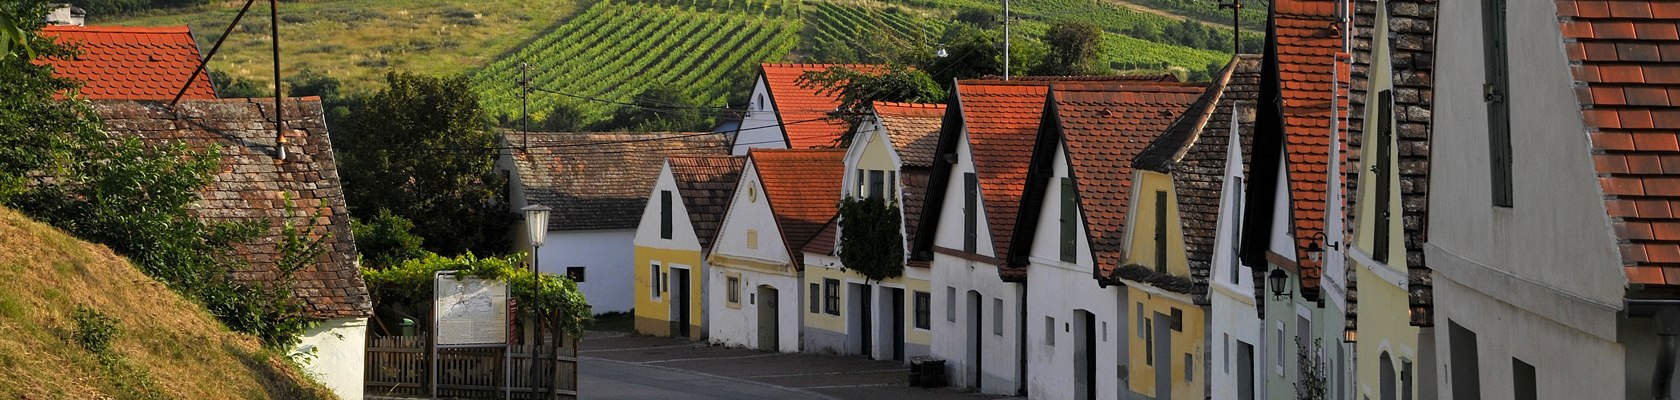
(1003, 0, 1011, 80)
(1221, 0, 1243, 54)
(521, 62, 530, 150)
(270, 0, 286, 161)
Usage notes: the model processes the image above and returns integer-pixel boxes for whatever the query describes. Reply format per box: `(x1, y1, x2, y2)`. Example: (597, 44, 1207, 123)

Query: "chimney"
(45, 4, 85, 26)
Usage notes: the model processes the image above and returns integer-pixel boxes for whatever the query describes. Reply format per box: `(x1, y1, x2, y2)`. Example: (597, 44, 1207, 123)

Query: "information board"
(434, 272, 509, 345)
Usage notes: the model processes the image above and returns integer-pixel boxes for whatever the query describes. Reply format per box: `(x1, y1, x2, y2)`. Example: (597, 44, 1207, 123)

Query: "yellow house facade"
(1119, 170, 1206, 400)
(632, 155, 746, 340)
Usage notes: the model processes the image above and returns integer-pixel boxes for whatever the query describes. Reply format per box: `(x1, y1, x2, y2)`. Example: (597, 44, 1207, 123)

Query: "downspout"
(1017, 282, 1028, 396)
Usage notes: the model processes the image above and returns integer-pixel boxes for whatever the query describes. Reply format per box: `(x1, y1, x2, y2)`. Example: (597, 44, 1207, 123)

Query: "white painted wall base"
(293, 317, 368, 400)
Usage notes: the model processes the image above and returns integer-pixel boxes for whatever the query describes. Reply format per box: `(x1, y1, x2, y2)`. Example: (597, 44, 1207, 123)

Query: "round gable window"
(747, 183, 757, 202)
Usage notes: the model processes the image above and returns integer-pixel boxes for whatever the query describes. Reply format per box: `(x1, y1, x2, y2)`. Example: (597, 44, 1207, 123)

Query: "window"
(1223, 333, 1231, 373)
(1448, 320, 1482, 400)
(946, 287, 956, 322)
(823, 279, 840, 315)
(746, 229, 759, 249)
(650, 263, 662, 301)
(887, 171, 897, 202)
(1380, 351, 1396, 400)
(1230, 177, 1244, 283)
(1401, 358, 1413, 400)
(1045, 316, 1056, 345)
(660, 190, 673, 239)
(1513, 358, 1536, 400)
(727, 276, 741, 304)
(1483, 0, 1512, 207)
(964, 172, 978, 252)
(1136, 303, 1145, 337)
(856, 169, 865, 196)
(868, 170, 884, 199)
(992, 298, 1004, 335)
(1185, 353, 1194, 382)
(1154, 190, 1168, 272)
(914, 291, 931, 329)
(566, 267, 586, 283)
(1374, 90, 1394, 262)
(663, 271, 668, 293)
(757, 94, 766, 111)
(809, 283, 820, 313)
(1060, 177, 1077, 262)
(1275, 325, 1285, 370)
(1145, 318, 1154, 365)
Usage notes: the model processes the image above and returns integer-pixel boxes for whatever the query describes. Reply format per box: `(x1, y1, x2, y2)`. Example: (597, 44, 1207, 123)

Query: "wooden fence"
(366, 335, 578, 400)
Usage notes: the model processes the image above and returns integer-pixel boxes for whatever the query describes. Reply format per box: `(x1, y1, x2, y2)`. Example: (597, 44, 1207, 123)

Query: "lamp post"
(521, 204, 550, 396)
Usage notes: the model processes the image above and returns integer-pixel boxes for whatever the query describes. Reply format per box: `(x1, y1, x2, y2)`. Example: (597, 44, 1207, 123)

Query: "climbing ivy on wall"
(838, 196, 904, 283)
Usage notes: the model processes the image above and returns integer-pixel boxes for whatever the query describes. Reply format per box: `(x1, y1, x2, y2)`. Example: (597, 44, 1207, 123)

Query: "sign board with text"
(433, 272, 509, 346)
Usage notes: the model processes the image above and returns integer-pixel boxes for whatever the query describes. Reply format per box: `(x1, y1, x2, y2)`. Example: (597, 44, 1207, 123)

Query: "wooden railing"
(367, 335, 578, 400)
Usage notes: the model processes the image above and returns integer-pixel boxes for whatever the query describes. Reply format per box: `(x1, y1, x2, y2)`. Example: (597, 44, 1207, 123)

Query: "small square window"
(566, 267, 586, 283)
(823, 279, 841, 315)
(727, 276, 741, 305)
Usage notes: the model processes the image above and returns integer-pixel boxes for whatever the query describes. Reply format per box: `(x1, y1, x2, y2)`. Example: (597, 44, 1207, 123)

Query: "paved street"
(578, 332, 1013, 400)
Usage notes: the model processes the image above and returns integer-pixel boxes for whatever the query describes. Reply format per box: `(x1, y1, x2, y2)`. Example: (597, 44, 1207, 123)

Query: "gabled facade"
(633, 155, 745, 340)
(1426, 0, 1680, 398)
(1237, 1, 1356, 398)
(913, 80, 1047, 395)
(800, 102, 943, 361)
(1344, 0, 1439, 398)
(1010, 80, 1214, 400)
(706, 148, 844, 352)
(501, 132, 733, 314)
(38, 25, 217, 100)
(1200, 56, 1265, 400)
(732, 63, 880, 154)
(92, 98, 371, 400)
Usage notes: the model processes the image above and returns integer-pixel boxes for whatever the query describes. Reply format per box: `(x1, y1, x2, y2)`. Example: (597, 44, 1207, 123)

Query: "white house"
(800, 102, 944, 361)
(92, 98, 373, 400)
(733, 63, 879, 155)
(502, 132, 734, 314)
(632, 155, 746, 339)
(1202, 56, 1267, 400)
(1237, 2, 1355, 398)
(1425, 0, 1680, 397)
(912, 80, 1050, 395)
(707, 148, 845, 352)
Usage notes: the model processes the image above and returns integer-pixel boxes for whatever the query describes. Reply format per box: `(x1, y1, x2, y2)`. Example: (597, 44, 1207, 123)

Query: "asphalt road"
(578, 356, 829, 400)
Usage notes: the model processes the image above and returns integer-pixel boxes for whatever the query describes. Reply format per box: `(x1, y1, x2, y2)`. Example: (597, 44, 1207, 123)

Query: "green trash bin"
(400, 318, 416, 337)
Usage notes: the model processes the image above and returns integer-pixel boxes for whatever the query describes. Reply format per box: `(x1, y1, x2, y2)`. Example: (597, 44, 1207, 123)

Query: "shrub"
(72, 305, 119, 354)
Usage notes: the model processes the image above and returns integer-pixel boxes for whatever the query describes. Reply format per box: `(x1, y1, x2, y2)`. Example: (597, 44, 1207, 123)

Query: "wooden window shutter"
(964, 172, 979, 253)
(660, 190, 673, 239)
(1374, 90, 1394, 262)
(1060, 177, 1077, 262)
(1483, 0, 1513, 207)
(1155, 190, 1168, 272)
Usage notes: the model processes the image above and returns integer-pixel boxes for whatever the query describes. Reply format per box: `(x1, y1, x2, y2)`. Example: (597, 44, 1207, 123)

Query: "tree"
(352, 209, 427, 270)
(953, 8, 999, 30)
(336, 72, 514, 257)
(286, 68, 354, 125)
(211, 70, 269, 98)
(837, 197, 904, 283)
(798, 64, 945, 145)
(600, 83, 711, 132)
(537, 101, 586, 132)
(0, 1, 80, 202)
(1034, 21, 1106, 76)
(924, 23, 1004, 84)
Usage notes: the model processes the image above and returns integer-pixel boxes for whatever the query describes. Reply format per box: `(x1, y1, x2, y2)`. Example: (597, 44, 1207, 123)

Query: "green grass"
(100, 0, 580, 92)
(587, 311, 635, 333)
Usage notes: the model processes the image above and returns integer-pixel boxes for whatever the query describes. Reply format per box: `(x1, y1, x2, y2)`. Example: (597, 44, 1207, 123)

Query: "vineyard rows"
(803, 2, 944, 56)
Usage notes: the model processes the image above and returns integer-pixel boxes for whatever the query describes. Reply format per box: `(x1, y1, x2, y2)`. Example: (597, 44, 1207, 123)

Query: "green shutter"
(1154, 190, 1168, 272)
(1375, 90, 1393, 262)
(1483, 0, 1513, 207)
(1060, 177, 1077, 262)
(964, 172, 978, 253)
(660, 190, 673, 239)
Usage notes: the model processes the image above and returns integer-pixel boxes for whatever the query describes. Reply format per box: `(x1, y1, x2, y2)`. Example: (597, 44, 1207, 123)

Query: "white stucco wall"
(711, 162, 793, 265)
(538, 229, 636, 314)
(734, 76, 790, 155)
(706, 268, 801, 353)
(633, 163, 703, 251)
(1429, 277, 1624, 400)
(293, 317, 367, 400)
(1210, 104, 1264, 400)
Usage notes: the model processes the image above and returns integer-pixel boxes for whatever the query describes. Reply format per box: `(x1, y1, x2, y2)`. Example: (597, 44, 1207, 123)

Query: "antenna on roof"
(522, 62, 530, 150)
(1003, 0, 1010, 80)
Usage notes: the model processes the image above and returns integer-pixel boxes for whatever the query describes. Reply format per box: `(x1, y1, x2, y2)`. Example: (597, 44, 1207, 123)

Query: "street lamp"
(1305, 231, 1340, 264)
(1268, 267, 1292, 300)
(520, 203, 550, 392)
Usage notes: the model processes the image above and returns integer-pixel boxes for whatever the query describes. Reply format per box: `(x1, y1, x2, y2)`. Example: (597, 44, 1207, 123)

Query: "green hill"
(0, 207, 333, 399)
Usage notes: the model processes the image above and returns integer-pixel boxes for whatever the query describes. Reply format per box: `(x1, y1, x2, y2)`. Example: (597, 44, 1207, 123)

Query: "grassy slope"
(100, 0, 578, 92)
(0, 207, 334, 399)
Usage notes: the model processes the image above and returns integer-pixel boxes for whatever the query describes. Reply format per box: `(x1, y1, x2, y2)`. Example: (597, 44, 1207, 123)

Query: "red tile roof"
(1054, 85, 1209, 279)
(1557, 0, 1680, 288)
(803, 216, 840, 256)
(749, 148, 847, 263)
(510, 132, 734, 231)
(38, 25, 216, 100)
(872, 101, 947, 168)
(1274, 0, 1346, 291)
(667, 155, 747, 253)
(761, 63, 882, 149)
(954, 81, 1052, 279)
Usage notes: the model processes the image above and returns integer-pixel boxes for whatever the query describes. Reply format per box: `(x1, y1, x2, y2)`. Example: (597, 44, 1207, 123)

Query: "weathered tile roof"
(872, 101, 946, 168)
(91, 98, 370, 320)
(38, 25, 217, 100)
(761, 63, 881, 149)
(749, 148, 847, 263)
(667, 155, 747, 253)
(1557, 0, 1680, 290)
(1347, 0, 1439, 326)
(1275, 0, 1346, 293)
(1011, 74, 1182, 83)
(953, 81, 1052, 280)
(1050, 84, 1208, 280)
(803, 216, 840, 257)
(900, 170, 931, 256)
(1134, 57, 1259, 304)
(509, 132, 734, 231)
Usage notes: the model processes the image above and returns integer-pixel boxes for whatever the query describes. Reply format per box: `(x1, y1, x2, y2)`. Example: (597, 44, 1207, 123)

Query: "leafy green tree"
(601, 83, 711, 132)
(336, 72, 514, 257)
(798, 64, 945, 145)
(0, 6, 32, 60)
(537, 101, 586, 132)
(837, 197, 904, 283)
(211, 70, 269, 98)
(285, 68, 355, 127)
(953, 8, 999, 30)
(353, 209, 427, 269)
(925, 23, 1005, 84)
(1034, 21, 1107, 76)
(0, 2, 77, 202)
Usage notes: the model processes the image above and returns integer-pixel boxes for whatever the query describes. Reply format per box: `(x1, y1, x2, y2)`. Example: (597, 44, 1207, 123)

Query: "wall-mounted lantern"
(1268, 267, 1292, 300)
(1305, 231, 1341, 264)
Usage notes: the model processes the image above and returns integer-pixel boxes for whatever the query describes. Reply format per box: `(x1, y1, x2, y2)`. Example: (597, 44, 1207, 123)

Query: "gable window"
(914, 291, 931, 329)
(1483, 0, 1513, 207)
(887, 171, 897, 202)
(823, 278, 841, 315)
(650, 263, 662, 301)
(809, 283, 820, 313)
(856, 169, 865, 196)
(660, 190, 674, 240)
(868, 170, 884, 199)
(757, 93, 766, 111)
(1229, 177, 1245, 284)
(1374, 90, 1395, 262)
(964, 172, 979, 253)
(1060, 177, 1077, 262)
(1154, 190, 1168, 272)
(746, 229, 759, 249)
(993, 298, 1004, 335)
